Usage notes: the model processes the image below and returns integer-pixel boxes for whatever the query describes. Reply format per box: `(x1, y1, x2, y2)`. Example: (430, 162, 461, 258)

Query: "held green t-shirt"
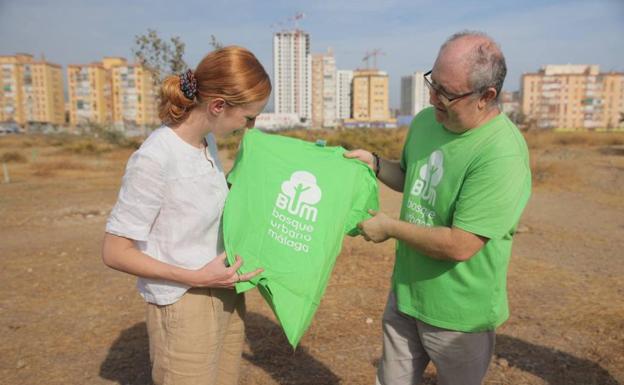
(224, 128, 379, 347)
(395, 107, 532, 332)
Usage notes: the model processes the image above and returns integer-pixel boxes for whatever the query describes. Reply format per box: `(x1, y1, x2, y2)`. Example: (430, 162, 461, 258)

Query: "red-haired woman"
(102, 46, 271, 385)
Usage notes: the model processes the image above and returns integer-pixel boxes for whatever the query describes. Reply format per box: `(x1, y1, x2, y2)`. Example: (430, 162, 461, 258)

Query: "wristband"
(372, 152, 381, 177)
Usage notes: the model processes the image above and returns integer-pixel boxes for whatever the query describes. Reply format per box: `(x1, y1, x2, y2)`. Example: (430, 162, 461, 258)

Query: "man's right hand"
(344, 149, 376, 173)
(187, 253, 263, 289)
(345, 149, 407, 193)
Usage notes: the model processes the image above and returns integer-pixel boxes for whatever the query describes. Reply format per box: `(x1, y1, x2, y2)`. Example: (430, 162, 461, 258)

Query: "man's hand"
(344, 149, 376, 172)
(358, 210, 394, 243)
(187, 253, 263, 289)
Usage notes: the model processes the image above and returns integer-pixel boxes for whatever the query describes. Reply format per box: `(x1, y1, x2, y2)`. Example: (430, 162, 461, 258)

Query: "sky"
(1, 0, 623, 110)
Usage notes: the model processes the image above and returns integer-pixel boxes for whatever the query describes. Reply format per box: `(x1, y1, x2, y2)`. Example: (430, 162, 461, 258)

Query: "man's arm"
(358, 211, 488, 262)
(344, 150, 405, 192)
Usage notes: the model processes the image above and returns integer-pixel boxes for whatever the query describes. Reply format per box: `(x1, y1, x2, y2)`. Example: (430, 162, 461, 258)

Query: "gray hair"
(441, 31, 507, 102)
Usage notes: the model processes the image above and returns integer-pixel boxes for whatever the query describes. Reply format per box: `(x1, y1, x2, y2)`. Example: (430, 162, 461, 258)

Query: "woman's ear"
(208, 98, 227, 116)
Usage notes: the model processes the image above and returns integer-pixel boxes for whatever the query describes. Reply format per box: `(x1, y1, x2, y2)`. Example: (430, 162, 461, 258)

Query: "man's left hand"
(358, 210, 393, 243)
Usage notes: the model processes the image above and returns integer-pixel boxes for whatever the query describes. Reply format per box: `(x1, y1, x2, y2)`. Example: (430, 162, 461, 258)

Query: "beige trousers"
(146, 288, 246, 385)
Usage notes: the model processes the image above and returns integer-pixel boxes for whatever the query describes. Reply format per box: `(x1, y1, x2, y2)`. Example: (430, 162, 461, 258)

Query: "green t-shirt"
(224, 128, 379, 347)
(396, 107, 532, 332)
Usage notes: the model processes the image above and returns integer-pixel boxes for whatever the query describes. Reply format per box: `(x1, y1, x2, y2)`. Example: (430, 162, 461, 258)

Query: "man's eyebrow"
(436, 81, 461, 98)
(431, 76, 453, 96)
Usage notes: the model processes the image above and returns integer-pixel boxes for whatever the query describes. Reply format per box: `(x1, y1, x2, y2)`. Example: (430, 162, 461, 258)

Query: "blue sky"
(1, 0, 622, 109)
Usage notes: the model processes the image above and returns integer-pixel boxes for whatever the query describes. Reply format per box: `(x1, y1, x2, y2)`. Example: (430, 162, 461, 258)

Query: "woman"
(102, 46, 270, 385)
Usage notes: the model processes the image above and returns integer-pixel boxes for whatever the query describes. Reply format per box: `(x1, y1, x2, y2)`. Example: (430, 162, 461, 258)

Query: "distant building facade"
(336, 69, 353, 121)
(110, 61, 159, 129)
(254, 112, 308, 130)
(68, 57, 158, 131)
(400, 71, 430, 116)
(311, 49, 337, 128)
(344, 69, 396, 128)
(522, 64, 624, 129)
(273, 30, 312, 123)
(0, 53, 64, 128)
(500, 90, 521, 120)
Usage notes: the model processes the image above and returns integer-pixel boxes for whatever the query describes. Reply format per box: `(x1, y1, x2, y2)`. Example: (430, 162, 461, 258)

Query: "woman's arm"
(101, 233, 262, 288)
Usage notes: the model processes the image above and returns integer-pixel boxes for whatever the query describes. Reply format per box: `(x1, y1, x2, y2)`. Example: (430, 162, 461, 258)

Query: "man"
(345, 31, 532, 385)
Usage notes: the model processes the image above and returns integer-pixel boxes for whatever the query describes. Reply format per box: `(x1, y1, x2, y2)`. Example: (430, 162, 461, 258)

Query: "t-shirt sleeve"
(400, 116, 418, 171)
(106, 152, 166, 241)
(345, 167, 380, 236)
(400, 129, 411, 171)
(452, 155, 531, 240)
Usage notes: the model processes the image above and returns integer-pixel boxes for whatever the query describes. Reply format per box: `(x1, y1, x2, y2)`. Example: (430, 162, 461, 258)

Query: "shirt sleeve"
(400, 116, 417, 171)
(400, 131, 410, 171)
(106, 151, 166, 241)
(345, 165, 380, 236)
(452, 155, 531, 240)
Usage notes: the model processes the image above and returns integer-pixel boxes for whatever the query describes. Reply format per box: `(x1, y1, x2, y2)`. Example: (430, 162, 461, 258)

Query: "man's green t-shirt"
(224, 128, 379, 347)
(396, 107, 531, 332)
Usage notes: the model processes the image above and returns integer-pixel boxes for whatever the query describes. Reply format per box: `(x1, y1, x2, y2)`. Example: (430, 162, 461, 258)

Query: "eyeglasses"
(423, 70, 475, 106)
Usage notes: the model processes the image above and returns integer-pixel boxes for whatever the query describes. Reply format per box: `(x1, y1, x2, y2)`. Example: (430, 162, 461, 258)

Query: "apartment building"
(336, 70, 353, 121)
(400, 71, 430, 116)
(352, 69, 388, 121)
(273, 30, 312, 123)
(522, 65, 624, 129)
(0, 53, 64, 127)
(311, 49, 337, 128)
(68, 57, 158, 130)
(110, 62, 158, 129)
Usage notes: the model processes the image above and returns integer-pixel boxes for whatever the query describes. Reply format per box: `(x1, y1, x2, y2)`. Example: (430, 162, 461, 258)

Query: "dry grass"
(218, 128, 408, 160)
(219, 128, 624, 161)
(59, 139, 113, 155)
(3, 129, 624, 185)
(1, 129, 624, 385)
(530, 159, 579, 186)
(524, 130, 624, 149)
(0, 151, 28, 163)
(30, 158, 91, 177)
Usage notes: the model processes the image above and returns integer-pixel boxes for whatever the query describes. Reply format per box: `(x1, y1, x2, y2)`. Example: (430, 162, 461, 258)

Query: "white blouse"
(106, 127, 229, 305)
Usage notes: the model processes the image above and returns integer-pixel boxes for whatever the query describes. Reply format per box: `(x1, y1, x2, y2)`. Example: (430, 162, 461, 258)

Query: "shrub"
(218, 128, 408, 160)
(0, 151, 27, 163)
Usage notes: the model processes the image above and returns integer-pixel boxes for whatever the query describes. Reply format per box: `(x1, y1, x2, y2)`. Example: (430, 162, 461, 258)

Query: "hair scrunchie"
(179, 69, 198, 100)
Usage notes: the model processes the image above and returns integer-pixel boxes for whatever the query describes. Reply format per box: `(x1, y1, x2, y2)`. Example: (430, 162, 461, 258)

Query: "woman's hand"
(186, 253, 263, 289)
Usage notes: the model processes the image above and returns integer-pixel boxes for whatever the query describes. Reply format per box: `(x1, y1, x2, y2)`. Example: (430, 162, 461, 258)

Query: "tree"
(132, 29, 188, 88)
(209, 34, 224, 50)
(132, 30, 224, 88)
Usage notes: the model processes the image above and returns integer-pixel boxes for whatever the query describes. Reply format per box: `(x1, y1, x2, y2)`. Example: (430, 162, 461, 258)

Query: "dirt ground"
(0, 132, 623, 385)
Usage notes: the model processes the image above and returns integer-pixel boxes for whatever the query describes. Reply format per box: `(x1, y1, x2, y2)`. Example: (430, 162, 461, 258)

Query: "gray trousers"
(375, 291, 495, 385)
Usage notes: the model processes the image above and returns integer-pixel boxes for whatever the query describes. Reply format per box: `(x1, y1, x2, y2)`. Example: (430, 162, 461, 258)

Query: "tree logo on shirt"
(275, 171, 322, 222)
(410, 150, 443, 206)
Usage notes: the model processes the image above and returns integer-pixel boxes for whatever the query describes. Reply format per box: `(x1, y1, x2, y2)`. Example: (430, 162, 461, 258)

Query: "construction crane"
(362, 48, 386, 69)
(270, 12, 306, 31)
